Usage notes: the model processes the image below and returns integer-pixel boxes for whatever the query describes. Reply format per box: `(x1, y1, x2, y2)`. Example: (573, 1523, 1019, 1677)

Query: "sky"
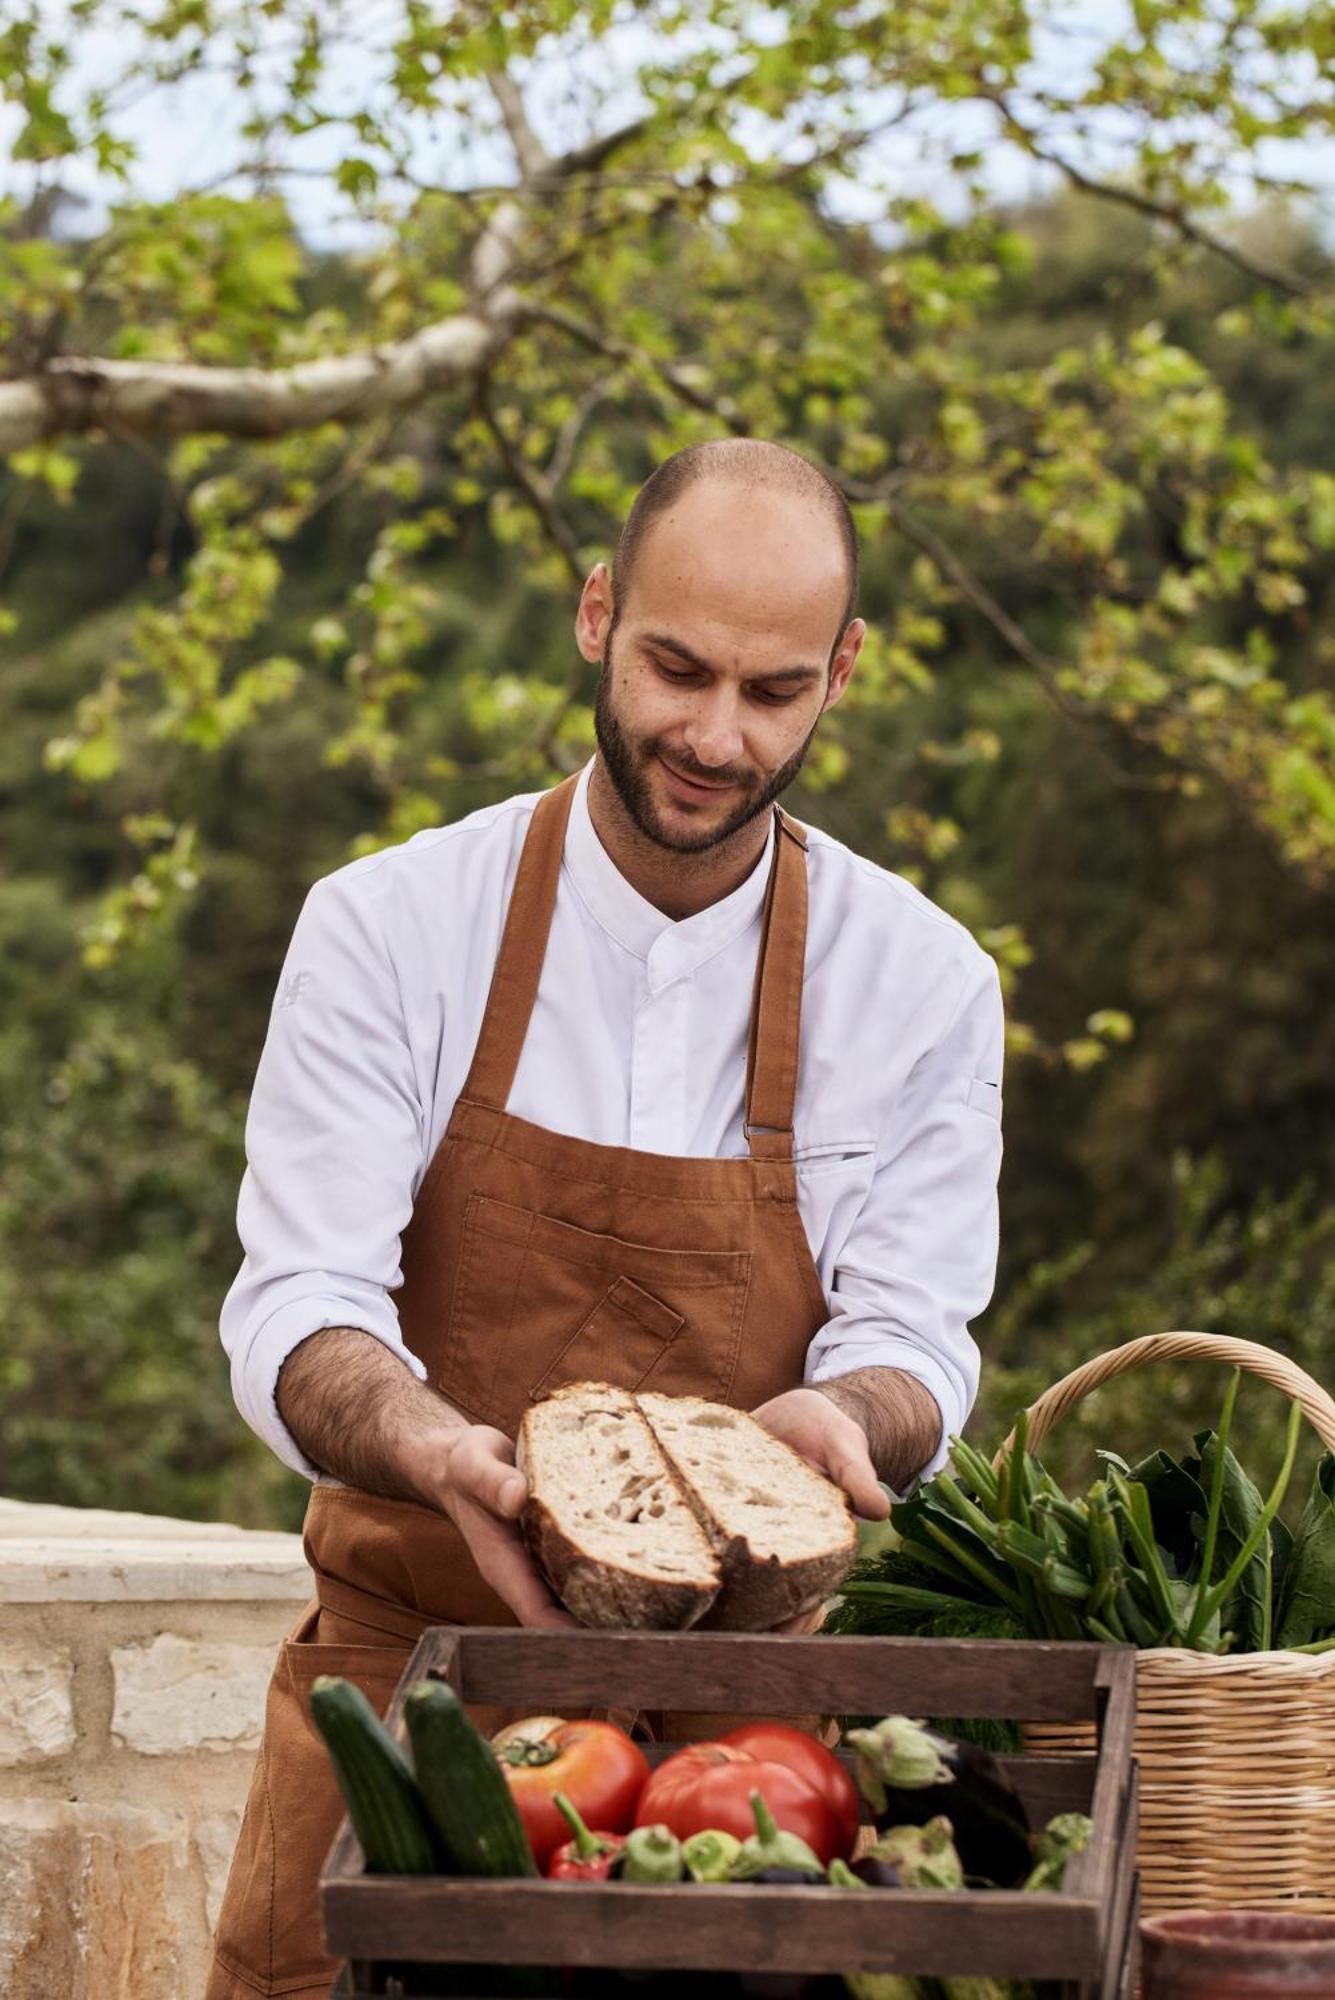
(2, 1, 1331, 252)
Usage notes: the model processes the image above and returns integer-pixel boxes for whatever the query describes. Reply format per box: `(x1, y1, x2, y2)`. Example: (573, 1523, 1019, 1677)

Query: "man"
(207, 438, 1004, 1999)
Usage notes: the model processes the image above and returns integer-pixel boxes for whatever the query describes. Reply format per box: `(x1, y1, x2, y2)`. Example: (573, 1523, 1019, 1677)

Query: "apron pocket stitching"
(529, 1278, 686, 1403)
(606, 1274, 685, 1338)
(712, 1254, 752, 1406)
(473, 1132, 760, 1199)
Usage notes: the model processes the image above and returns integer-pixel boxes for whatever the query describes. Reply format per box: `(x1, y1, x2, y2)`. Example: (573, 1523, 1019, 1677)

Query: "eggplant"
(844, 1718, 1032, 1888)
(849, 1854, 906, 1889)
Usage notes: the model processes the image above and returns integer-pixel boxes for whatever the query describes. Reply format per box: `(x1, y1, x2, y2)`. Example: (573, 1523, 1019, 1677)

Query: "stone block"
(111, 1632, 274, 1755)
(0, 1646, 75, 1767)
(193, 1807, 243, 1932)
(0, 1798, 193, 2000)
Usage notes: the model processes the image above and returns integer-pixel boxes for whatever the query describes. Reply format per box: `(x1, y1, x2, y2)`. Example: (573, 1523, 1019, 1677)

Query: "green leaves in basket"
(1272, 1452, 1335, 1649)
(1189, 1428, 1275, 1652)
(1120, 1448, 1208, 1581)
(829, 1372, 1313, 1657)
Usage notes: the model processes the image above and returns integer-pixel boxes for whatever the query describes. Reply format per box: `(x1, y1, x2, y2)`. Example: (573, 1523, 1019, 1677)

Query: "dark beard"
(593, 645, 820, 856)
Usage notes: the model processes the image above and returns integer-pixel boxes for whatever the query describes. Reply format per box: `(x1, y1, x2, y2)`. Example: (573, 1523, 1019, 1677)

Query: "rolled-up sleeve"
(804, 950, 1004, 1486)
(219, 871, 428, 1477)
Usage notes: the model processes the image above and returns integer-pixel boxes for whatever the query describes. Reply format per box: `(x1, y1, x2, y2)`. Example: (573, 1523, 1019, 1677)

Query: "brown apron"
(207, 772, 829, 1999)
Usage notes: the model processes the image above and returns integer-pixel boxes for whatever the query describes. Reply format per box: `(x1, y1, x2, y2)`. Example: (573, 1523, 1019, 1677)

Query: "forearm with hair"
(815, 1366, 944, 1495)
(275, 1327, 468, 1506)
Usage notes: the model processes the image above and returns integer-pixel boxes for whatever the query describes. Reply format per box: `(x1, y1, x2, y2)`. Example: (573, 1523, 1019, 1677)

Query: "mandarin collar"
(563, 758, 775, 983)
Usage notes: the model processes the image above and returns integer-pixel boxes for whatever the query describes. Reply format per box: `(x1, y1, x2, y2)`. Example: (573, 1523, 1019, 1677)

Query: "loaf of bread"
(517, 1381, 858, 1631)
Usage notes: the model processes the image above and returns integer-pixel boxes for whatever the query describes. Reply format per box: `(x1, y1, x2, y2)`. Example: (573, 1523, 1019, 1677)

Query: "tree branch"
(0, 70, 645, 454)
(985, 91, 1308, 298)
(0, 311, 513, 453)
(522, 299, 748, 430)
(475, 380, 586, 586)
(491, 71, 550, 183)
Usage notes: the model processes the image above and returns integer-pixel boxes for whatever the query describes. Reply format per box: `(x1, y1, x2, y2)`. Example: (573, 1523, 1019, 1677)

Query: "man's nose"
(682, 696, 745, 768)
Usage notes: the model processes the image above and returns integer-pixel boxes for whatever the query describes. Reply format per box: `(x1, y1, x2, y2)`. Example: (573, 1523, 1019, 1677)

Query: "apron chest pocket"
(439, 1193, 753, 1432)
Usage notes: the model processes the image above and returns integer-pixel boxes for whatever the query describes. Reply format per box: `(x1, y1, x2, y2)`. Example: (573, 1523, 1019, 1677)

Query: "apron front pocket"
(440, 1192, 752, 1431)
(529, 1274, 685, 1402)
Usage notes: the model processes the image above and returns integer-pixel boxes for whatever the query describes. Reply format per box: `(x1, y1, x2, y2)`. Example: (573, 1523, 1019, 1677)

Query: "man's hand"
(750, 1385, 891, 1522)
(275, 1328, 576, 1629)
(419, 1424, 578, 1631)
(756, 1367, 943, 1512)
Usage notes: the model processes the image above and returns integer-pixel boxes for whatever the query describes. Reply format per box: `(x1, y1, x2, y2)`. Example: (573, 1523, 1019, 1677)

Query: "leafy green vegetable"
(1273, 1453, 1335, 1649)
(832, 1378, 1319, 1656)
(1191, 1428, 1271, 1651)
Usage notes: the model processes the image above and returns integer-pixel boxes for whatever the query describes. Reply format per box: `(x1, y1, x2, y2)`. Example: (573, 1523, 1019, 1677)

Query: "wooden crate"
(321, 1629, 1139, 2000)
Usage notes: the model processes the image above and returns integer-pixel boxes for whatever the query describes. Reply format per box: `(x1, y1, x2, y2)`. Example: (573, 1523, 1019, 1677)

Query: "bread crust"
(518, 1382, 858, 1632)
(639, 1399, 858, 1630)
(517, 1390, 721, 1630)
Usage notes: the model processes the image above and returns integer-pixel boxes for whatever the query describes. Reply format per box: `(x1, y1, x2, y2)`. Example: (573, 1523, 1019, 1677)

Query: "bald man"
(207, 439, 1004, 1999)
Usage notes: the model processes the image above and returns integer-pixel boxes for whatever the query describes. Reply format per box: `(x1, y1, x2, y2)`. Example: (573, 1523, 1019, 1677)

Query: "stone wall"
(0, 1496, 312, 1999)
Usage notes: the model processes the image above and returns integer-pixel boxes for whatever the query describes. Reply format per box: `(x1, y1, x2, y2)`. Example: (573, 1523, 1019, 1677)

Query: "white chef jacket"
(221, 758, 1004, 1485)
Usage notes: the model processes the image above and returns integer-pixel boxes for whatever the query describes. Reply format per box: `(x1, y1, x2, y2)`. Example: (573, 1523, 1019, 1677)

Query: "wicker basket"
(1003, 1331, 1335, 1919)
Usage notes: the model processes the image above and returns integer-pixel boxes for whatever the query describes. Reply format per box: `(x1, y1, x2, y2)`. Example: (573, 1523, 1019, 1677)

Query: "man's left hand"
(750, 1385, 891, 1522)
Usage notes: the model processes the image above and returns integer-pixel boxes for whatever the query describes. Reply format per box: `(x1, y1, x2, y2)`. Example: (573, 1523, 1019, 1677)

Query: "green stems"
(1189, 1367, 1240, 1642)
(1183, 1400, 1295, 1648)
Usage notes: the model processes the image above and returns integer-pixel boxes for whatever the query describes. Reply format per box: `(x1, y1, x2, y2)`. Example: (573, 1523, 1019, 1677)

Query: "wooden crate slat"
(1073, 1646, 1135, 1914)
(1097, 1764, 1139, 2000)
(428, 1629, 1113, 1721)
(325, 1879, 1101, 1976)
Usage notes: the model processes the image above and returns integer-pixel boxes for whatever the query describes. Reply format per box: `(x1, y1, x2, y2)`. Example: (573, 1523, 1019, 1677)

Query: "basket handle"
(992, 1330, 1335, 1472)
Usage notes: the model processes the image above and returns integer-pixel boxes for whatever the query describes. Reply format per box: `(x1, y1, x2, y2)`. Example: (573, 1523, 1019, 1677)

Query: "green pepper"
(617, 1822, 684, 1882)
(843, 1971, 936, 1999)
(682, 1829, 743, 1883)
(729, 1790, 825, 1883)
(1021, 1810, 1091, 1892)
(827, 1858, 865, 1888)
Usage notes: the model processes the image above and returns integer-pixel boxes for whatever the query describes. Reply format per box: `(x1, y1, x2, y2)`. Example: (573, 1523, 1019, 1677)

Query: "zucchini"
(403, 1678, 538, 1877)
(309, 1675, 442, 1875)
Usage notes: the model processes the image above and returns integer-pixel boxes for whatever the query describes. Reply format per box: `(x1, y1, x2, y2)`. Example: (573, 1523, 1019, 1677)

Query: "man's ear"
(575, 563, 615, 665)
(823, 618, 865, 710)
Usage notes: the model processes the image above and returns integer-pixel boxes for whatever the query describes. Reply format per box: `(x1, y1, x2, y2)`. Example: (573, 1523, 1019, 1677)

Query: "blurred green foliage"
(0, 2, 1332, 1525)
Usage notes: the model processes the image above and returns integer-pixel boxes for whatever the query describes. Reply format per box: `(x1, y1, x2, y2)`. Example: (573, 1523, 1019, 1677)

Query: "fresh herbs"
(835, 1373, 1335, 1655)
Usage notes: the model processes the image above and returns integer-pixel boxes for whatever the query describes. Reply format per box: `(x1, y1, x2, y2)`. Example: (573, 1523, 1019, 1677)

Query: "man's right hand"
(275, 1330, 577, 1629)
(433, 1423, 578, 1630)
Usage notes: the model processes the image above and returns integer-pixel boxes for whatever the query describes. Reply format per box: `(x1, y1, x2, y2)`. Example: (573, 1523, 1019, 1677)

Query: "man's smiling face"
(577, 479, 864, 855)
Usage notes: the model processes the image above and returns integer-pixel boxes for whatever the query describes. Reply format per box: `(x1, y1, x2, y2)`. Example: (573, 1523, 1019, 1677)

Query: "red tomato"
(493, 1719, 650, 1870)
(716, 1721, 861, 1855)
(632, 1741, 849, 1863)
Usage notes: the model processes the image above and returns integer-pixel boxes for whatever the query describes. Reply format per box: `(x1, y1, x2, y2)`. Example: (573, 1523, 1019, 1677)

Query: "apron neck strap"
(460, 773, 579, 1112)
(461, 775, 810, 1167)
(743, 807, 809, 1163)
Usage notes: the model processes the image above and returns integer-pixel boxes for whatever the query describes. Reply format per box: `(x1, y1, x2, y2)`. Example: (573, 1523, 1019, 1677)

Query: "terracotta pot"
(1141, 1911, 1335, 1998)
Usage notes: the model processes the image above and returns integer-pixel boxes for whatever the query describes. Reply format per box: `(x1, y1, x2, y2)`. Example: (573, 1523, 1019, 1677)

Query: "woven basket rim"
(1132, 1645, 1335, 1676)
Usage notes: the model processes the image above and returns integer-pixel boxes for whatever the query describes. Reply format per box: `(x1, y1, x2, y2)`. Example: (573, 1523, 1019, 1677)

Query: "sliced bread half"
(518, 1381, 859, 1631)
(636, 1390, 858, 1630)
(516, 1383, 721, 1629)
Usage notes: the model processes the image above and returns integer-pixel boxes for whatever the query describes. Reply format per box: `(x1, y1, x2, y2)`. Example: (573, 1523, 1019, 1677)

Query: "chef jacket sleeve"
(803, 947, 1004, 1490)
(219, 870, 429, 1478)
